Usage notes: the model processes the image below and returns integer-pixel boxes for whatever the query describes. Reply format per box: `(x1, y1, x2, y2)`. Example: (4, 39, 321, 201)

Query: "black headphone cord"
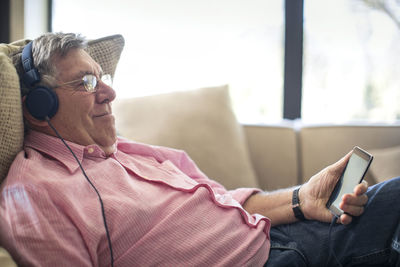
(326, 215, 343, 267)
(45, 117, 114, 267)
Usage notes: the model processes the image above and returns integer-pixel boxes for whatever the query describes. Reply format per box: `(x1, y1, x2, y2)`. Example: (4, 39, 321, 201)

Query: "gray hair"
(13, 32, 87, 96)
(32, 32, 87, 88)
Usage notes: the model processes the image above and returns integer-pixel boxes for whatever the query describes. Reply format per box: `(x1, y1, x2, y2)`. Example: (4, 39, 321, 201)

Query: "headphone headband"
(21, 42, 41, 87)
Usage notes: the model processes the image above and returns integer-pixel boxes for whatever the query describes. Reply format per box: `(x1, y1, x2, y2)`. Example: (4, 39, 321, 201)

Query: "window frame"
(283, 0, 304, 120)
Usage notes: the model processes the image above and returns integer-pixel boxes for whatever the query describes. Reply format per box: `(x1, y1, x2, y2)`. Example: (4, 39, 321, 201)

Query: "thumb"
(331, 151, 352, 173)
(324, 151, 352, 193)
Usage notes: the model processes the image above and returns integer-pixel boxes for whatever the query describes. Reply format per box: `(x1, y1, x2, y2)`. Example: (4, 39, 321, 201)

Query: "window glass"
(52, 0, 284, 123)
(303, 0, 400, 123)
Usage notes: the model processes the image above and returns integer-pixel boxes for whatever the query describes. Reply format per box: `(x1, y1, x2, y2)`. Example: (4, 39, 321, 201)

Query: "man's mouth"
(94, 112, 112, 118)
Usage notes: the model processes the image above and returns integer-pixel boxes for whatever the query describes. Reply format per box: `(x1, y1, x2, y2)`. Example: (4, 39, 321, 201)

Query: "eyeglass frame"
(53, 73, 113, 93)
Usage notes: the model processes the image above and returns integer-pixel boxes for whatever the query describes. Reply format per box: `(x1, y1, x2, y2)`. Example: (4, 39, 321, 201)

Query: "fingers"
(339, 193, 367, 224)
(342, 193, 368, 205)
(341, 202, 365, 217)
(337, 204, 365, 225)
(340, 192, 367, 211)
(341, 181, 368, 206)
(337, 181, 369, 222)
(339, 214, 353, 225)
(354, 180, 368, 196)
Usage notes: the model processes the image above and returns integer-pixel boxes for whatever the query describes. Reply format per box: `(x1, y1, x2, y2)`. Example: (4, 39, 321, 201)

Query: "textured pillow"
(0, 45, 25, 183)
(0, 247, 16, 267)
(113, 85, 259, 189)
(85, 34, 125, 78)
(368, 145, 400, 183)
(0, 34, 125, 183)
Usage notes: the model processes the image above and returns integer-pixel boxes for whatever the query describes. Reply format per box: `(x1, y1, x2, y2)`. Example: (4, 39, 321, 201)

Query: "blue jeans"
(265, 177, 400, 267)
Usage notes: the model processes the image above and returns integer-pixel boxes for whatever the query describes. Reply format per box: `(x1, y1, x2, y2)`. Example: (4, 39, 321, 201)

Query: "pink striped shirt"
(0, 130, 271, 266)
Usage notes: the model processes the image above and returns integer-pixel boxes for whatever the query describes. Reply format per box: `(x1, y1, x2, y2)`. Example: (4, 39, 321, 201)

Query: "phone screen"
(327, 147, 373, 216)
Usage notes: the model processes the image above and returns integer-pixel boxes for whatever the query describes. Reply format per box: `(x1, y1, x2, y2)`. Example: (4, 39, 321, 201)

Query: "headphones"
(21, 42, 59, 121)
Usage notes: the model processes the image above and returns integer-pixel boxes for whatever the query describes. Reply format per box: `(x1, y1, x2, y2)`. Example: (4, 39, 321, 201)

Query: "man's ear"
(22, 96, 48, 127)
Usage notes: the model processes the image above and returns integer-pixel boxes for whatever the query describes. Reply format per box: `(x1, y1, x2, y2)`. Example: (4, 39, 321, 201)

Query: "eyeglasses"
(55, 74, 112, 93)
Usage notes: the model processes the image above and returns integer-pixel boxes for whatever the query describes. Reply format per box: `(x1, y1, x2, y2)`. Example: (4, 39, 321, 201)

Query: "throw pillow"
(85, 34, 125, 78)
(0, 47, 24, 183)
(113, 85, 259, 189)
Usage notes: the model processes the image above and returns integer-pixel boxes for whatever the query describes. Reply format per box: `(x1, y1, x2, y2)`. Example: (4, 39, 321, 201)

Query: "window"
(303, 0, 400, 123)
(52, 0, 285, 123)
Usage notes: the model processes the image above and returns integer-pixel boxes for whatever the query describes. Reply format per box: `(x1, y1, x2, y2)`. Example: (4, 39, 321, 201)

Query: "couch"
(1, 34, 400, 265)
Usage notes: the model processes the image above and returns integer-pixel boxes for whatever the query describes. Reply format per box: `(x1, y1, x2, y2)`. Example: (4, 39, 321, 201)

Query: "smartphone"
(326, 146, 373, 217)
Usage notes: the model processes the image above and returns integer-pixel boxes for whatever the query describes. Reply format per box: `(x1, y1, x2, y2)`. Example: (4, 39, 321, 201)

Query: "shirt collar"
(24, 130, 109, 173)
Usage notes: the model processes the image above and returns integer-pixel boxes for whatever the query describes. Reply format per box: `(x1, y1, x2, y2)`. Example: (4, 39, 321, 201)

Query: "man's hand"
(299, 152, 369, 225)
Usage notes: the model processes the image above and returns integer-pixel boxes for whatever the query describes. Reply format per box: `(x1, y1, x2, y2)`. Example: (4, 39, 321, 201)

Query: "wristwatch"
(292, 187, 306, 220)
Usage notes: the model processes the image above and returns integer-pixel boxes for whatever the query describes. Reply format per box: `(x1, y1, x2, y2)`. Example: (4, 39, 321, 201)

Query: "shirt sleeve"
(0, 184, 93, 267)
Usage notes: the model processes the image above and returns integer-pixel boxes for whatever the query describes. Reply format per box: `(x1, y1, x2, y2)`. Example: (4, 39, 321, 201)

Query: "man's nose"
(96, 80, 116, 103)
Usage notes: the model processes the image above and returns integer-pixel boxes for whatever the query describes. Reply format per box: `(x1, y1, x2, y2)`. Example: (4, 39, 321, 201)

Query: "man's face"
(46, 49, 117, 154)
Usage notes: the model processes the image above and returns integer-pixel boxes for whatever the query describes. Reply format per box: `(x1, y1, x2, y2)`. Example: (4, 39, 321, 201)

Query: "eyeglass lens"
(83, 74, 112, 92)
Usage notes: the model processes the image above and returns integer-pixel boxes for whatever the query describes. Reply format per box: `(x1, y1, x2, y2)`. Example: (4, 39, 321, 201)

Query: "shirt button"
(88, 148, 94, 154)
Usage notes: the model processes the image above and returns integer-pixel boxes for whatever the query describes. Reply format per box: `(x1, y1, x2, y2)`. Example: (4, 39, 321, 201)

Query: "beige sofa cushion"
(243, 124, 298, 190)
(299, 125, 400, 184)
(369, 145, 400, 183)
(113, 85, 259, 189)
(0, 34, 125, 183)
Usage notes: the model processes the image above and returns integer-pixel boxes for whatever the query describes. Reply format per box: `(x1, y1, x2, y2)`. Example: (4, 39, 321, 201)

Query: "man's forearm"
(242, 187, 300, 226)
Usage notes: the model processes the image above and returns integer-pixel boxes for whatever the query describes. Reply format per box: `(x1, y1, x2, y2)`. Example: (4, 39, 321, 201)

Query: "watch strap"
(292, 187, 306, 221)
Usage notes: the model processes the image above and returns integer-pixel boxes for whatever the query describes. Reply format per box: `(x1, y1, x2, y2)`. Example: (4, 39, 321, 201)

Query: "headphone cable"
(326, 215, 343, 267)
(45, 117, 114, 267)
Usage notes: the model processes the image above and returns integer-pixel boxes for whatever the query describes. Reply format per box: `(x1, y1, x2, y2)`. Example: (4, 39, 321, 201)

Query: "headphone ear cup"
(25, 87, 59, 121)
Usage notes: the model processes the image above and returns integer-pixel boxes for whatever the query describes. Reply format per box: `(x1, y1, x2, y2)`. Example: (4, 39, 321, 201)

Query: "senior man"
(0, 32, 399, 267)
